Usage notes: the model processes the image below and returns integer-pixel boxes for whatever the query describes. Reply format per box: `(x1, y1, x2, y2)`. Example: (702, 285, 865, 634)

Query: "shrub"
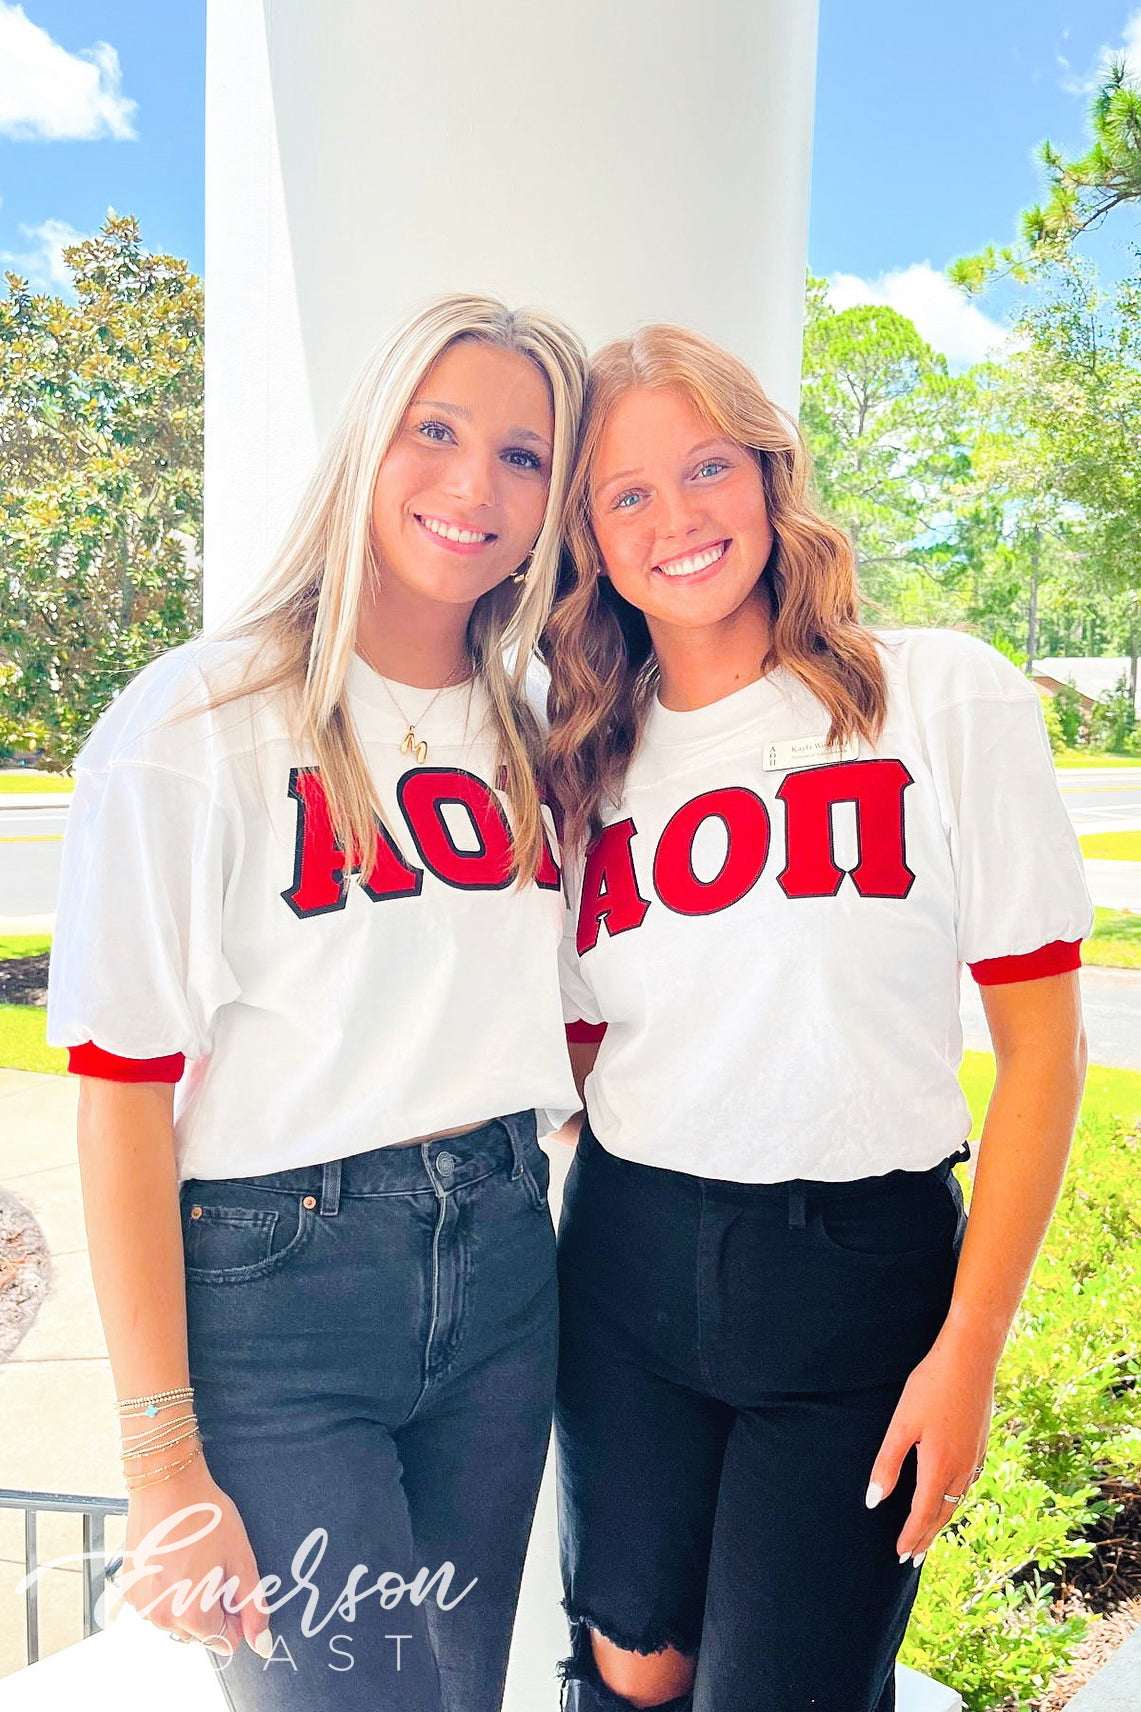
(1040, 696, 1065, 754)
(1050, 681, 1084, 747)
(900, 1119, 1141, 1707)
(1085, 675, 1137, 754)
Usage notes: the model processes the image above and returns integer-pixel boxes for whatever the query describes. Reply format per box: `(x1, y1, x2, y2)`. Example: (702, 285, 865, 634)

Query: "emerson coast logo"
(20, 1503, 478, 1673)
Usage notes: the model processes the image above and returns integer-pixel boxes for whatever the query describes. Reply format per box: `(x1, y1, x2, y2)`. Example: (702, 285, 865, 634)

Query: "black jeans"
(179, 1111, 556, 1712)
(556, 1123, 966, 1712)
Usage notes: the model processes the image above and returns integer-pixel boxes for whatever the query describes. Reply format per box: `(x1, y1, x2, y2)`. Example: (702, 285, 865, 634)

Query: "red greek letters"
(282, 768, 422, 917)
(576, 820, 650, 954)
(776, 760, 915, 899)
(576, 760, 915, 949)
(653, 789, 770, 916)
(282, 766, 559, 917)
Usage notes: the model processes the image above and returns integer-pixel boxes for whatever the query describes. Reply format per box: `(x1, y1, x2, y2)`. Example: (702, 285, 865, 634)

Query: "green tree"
(1029, 262, 1141, 695)
(951, 60, 1141, 291)
(0, 215, 203, 766)
(800, 286, 972, 609)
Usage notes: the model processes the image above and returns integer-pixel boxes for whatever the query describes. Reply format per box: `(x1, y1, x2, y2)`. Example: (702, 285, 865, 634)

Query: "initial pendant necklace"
(377, 661, 470, 764)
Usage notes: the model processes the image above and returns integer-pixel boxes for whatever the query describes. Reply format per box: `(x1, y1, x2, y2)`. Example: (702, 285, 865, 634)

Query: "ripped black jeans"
(554, 1123, 966, 1712)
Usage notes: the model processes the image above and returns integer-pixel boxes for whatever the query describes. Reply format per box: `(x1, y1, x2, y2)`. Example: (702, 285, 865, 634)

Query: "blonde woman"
(543, 326, 1090, 1712)
(47, 295, 586, 1712)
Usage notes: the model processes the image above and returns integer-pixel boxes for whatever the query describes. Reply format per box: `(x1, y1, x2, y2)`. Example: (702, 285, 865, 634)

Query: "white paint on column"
(205, 0, 820, 621)
(204, 0, 315, 626)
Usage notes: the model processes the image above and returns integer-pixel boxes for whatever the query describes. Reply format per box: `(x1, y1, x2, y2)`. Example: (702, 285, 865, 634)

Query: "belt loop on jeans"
(788, 1182, 807, 1229)
(319, 1158, 342, 1216)
(499, 1110, 532, 1181)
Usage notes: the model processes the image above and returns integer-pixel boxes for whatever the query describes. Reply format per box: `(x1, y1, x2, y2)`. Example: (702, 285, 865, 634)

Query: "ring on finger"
(942, 1491, 965, 1505)
(204, 1619, 229, 1645)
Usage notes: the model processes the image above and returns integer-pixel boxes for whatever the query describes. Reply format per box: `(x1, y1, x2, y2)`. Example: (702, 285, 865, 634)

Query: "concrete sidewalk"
(0, 1071, 122, 1678)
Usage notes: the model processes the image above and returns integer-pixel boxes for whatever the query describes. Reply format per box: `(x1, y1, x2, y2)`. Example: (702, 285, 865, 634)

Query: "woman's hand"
(865, 1326, 995, 1564)
(120, 1456, 273, 1658)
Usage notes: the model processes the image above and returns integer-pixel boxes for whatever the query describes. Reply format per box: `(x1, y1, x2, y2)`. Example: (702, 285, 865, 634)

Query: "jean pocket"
(812, 1173, 960, 1266)
(181, 1187, 316, 1284)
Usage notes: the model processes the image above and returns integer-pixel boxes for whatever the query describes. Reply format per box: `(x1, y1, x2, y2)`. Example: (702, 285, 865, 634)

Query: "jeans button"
(436, 1151, 455, 1179)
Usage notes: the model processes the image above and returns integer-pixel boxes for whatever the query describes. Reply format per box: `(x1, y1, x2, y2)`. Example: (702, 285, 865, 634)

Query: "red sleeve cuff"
(566, 1021, 607, 1045)
(67, 1042, 186, 1083)
(969, 939, 1082, 987)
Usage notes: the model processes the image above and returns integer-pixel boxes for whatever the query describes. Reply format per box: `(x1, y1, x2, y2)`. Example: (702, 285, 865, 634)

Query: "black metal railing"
(0, 1487, 127, 1665)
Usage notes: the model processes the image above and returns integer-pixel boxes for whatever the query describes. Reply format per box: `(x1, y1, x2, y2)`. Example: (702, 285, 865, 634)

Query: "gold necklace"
(375, 660, 471, 764)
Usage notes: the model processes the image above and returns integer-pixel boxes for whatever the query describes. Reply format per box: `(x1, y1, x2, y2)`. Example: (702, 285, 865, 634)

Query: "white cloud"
(1060, 7, 1141, 94)
(826, 263, 1009, 367)
(1, 218, 87, 291)
(0, 3, 136, 141)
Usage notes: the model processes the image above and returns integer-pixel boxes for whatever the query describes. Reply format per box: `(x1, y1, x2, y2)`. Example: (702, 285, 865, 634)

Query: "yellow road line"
(1060, 784, 1141, 794)
(0, 835, 62, 844)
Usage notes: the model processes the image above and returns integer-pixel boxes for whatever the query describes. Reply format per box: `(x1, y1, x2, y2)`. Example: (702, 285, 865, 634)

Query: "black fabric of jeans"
(555, 1122, 967, 1712)
(179, 1110, 556, 1712)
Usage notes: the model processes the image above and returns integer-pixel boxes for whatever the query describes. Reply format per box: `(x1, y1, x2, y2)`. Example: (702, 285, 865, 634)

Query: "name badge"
(762, 733, 860, 772)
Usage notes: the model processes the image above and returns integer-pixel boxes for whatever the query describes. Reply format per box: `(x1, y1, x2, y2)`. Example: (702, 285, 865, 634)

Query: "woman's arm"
(78, 1078, 272, 1656)
(866, 970, 1087, 1561)
(568, 1038, 600, 1111)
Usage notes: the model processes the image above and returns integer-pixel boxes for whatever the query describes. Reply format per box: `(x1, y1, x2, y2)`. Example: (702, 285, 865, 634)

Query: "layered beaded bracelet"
(117, 1388, 203, 1490)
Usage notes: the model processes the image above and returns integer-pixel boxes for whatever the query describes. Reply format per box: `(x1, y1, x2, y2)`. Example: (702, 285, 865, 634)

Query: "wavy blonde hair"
(543, 324, 887, 849)
(210, 294, 587, 880)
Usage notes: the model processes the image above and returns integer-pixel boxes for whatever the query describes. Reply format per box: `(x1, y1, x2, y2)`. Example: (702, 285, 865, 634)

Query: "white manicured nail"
(252, 1630, 274, 1658)
(865, 1482, 884, 1509)
(899, 1552, 911, 1564)
(913, 1551, 927, 1567)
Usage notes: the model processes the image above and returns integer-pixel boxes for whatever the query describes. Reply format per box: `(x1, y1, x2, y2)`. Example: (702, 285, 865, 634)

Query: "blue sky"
(1, 1, 1138, 366)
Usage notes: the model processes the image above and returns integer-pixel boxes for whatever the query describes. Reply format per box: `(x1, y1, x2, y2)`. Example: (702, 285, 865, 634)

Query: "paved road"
(1056, 768, 1141, 832)
(0, 806, 65, 921)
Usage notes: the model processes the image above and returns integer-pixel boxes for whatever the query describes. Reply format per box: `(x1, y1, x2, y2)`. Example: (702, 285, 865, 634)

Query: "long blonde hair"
(543, 324, 887, 849)
(210, 294, 587, 880)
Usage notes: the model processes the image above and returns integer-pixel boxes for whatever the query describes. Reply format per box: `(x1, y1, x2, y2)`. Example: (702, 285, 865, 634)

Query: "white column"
(204, 0, 819, 622)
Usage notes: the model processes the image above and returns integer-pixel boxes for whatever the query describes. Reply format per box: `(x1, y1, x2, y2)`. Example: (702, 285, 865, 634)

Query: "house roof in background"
(1034, 659, 1141, 712)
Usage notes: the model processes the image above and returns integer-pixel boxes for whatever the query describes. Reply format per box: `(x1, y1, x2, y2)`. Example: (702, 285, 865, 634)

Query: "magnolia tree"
(0, 215, 202, 766)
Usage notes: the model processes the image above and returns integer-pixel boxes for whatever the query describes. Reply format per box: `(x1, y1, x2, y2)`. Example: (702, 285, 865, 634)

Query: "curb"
(0, 796, 72, 810)
(1064, 1622, 1141, 1710)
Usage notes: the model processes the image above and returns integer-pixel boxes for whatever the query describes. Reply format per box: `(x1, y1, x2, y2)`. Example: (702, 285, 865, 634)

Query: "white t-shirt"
(47, 638, 579, 1180)
(559, 629, 1092, 1184)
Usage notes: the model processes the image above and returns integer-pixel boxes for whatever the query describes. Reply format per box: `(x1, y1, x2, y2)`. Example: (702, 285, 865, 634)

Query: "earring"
(512, 551, 534, 586)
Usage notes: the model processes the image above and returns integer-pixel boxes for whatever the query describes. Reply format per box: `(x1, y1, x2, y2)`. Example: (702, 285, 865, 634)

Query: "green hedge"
(902, 1093, 1141, 1707)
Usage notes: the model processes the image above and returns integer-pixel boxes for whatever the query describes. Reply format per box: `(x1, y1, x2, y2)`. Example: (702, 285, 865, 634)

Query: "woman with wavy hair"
(544, 325, 1090, 1712)
(47, 294, 586, 1712)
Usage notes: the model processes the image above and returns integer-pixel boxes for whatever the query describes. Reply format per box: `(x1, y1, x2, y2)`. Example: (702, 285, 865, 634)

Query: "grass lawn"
(0, 772, 73, 793)
(0, 1005, 67, 1074)
(0, 935, 52, 959)
(1082, 907, 1141, 970)
(1079, 830, 1141, 861)
(1054, 750, 1141, 769)
(960, 1048, 1141, 1132)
